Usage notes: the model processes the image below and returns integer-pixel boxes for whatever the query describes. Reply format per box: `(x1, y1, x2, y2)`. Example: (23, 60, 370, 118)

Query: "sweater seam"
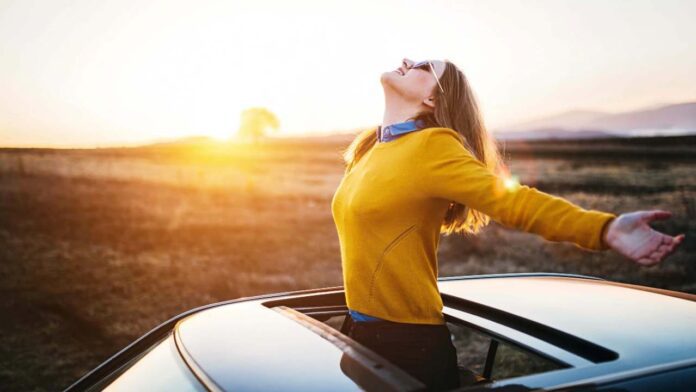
(367, 224, 417, 303)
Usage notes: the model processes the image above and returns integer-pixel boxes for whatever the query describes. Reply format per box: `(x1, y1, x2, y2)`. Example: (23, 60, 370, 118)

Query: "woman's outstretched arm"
(419, 128, 685, 265)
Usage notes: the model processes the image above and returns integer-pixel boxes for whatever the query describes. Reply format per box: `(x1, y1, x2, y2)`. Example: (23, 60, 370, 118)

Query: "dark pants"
(341, 314, 460, 391)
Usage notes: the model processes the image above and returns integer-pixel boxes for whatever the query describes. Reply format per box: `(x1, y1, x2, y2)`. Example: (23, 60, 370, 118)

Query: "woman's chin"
(380, 71, 399, 86)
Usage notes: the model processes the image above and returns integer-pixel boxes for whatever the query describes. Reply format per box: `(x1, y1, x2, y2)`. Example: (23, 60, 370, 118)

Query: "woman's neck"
(381, 98, 423, 129)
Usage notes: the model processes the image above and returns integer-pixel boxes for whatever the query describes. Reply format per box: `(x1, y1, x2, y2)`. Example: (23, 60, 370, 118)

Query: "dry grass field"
(0, 134, 694, 391)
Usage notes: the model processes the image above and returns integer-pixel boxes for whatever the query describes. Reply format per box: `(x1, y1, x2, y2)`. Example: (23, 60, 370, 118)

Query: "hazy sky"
(1, 0, 695, 147)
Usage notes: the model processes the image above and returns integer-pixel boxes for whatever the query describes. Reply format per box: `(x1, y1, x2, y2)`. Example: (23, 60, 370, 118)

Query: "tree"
(236, 107, 280, 143)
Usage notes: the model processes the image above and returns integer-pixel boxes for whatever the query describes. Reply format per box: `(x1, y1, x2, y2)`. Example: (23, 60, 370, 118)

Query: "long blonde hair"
(341, 60, 507, 236)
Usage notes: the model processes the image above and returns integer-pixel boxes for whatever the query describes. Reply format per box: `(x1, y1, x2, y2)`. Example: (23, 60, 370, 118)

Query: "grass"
(0, 134, 694, 391)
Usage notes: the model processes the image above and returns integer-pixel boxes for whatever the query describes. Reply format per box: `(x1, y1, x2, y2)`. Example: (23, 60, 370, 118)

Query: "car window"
(446, 318, 564, 383)
(447, 319, 491, 375)
(490, 339, 562, 379)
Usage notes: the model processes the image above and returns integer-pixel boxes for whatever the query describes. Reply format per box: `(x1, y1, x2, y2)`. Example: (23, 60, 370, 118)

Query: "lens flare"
(503, 174, 520, 191)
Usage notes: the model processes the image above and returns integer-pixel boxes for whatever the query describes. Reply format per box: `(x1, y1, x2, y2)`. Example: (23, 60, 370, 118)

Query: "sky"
(0, 0, 695, 147)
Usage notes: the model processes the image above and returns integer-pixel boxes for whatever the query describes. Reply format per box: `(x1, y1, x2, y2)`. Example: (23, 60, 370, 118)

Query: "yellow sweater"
(331, 127, 616, 325)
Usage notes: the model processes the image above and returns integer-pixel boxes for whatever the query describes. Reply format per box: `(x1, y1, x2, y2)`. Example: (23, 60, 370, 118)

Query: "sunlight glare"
(503, 174, 520, 192)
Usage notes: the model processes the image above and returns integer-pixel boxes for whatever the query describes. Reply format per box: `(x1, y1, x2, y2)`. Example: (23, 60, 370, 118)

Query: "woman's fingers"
(650, 240, 674, 262)
(652, 248, 665, 260)
(655, 249, 669, 261)
(637, 256, 658, 266)
(653, 249, 668, 262)
(649, 248, 669, 264)
(669, 234, 685, 252)
(650, 234, 685, 263)
(636, 238, 672, 266)
(658, 236, 677, 254)
(665, 233, 685, 245)
(662, 234, 685, 257)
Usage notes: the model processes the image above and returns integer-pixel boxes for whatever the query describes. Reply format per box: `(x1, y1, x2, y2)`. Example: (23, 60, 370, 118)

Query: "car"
(64, 273, 696, 391)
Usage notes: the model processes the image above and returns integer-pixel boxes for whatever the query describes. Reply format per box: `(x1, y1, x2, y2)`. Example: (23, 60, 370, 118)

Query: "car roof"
(170, 273, 696, 391)
(437, 274, 696, 368)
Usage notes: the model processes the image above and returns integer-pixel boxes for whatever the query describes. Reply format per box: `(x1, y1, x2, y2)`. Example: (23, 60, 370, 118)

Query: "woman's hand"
(603, 210, 685, 266)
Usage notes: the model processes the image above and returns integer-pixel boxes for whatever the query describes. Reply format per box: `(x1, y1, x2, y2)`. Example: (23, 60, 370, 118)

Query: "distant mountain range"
(134, 102, 696, 149)
(493, 102, 696, 140)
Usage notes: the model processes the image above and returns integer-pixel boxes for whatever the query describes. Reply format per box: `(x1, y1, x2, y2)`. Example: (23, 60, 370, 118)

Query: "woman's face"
(381, 58, 447, 108)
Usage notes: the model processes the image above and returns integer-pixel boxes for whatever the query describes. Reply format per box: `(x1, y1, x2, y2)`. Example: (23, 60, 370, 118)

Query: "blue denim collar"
(377, 119, 426, 142)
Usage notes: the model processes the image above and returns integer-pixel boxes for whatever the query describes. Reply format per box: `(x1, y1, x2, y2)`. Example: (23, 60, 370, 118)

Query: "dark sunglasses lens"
(414, 62, 431, 71)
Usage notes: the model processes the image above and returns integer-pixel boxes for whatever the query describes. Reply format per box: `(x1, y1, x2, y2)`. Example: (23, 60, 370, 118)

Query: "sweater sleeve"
(419, 128, 616, 251)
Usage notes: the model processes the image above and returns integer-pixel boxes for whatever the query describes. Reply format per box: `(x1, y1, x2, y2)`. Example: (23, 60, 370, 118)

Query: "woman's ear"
(423, 96, 436, 109)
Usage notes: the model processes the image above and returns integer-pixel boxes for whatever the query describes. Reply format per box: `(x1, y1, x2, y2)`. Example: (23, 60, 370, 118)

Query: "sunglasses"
(409, 60, 445, 95)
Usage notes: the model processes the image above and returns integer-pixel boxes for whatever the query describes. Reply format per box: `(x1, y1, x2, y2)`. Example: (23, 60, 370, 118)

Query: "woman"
(330, 58, 685, 391)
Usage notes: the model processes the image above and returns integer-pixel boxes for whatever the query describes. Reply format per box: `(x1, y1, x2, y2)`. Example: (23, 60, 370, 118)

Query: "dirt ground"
(0, 135, 694, 391)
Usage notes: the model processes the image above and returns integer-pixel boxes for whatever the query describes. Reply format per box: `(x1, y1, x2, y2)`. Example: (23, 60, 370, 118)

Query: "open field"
(1, 135, 695, 391)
